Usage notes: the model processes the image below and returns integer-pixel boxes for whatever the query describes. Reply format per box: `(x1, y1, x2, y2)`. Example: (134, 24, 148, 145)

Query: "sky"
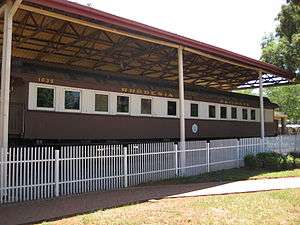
(71, 0, 286, 60)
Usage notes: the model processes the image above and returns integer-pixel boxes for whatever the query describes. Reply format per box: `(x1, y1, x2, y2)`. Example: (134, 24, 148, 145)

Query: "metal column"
(0, 0, 22, 200)
(259, 71, 265, 139)
(178, 46, 185, 175)
(259, 71, 265, 152)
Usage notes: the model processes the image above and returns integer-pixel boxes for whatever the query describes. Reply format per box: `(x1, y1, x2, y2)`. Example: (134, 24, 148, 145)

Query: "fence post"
(279, 135, 283, 154)
(180, 142, 186, 177)
(236, 139, 240, 168)
(124, 146, 128, 188)
(0, 147, 4, 202)
(206, 142, 210, 173)
(0, 146, 8, 203)
(261, 138, 265, 152)
(294, 134, 297, 152)
(55, 149, 60, 197)
(174, 143, 178, 176)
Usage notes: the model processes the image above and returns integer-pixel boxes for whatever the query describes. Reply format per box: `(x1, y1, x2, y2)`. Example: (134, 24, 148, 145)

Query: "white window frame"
(116, 94, 131, 115)
(230, 106, 238, 120)
(93, 91, 110, 114)
(166, 99, 178, 117)
(29, 82, 266, 122)
(190, 102, 199, 118)
(29, 83, 56, 111)
(140, 96, 153, 116)
(242, 108, 249, 121)
(250, 108, 256, 121)
(219, 105, 228, 120)
(63, 87, 82, 113)
(208, 104, 217, 119)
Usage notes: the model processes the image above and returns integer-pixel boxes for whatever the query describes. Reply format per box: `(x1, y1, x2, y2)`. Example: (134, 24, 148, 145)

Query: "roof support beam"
(19, 3, 267, 76)
(178, 46, 186, 176)
(0, 0, 22, 201)
(19, 4, 179, 49)
(184, 47, 265, 74)
(259, 71, 265, 141)
(0, 3, 6, 17)
(8, 0, 22, 18)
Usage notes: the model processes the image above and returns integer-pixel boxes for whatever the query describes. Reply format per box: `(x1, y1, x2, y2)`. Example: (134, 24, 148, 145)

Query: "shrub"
(244, 152, 296, 170)
(244, 154, 258, 169)
(256, 152, 283, 170)
(282, 154, 295, 169)
(289, 152, 300, 159)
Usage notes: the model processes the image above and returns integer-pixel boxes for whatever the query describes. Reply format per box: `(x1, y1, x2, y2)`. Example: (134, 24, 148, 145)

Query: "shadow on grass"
(142, 167, 300, 186)
(142, 157, 300, 186)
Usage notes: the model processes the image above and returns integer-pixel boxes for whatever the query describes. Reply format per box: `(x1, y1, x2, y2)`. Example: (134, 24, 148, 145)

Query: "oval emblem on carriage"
(192, 124, 198, 134)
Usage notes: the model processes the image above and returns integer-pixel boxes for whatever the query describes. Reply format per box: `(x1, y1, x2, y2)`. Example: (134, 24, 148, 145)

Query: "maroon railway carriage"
(8, 61, 278, 145)
(0, 0, 293, 148)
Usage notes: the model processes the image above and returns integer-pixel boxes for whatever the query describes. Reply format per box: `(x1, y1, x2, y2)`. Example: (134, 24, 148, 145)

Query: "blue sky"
(72, 0, 286, 60)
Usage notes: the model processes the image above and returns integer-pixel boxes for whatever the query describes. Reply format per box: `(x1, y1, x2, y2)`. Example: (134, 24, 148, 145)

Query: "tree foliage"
(261, 2, 300, 74)
(265, 85, 300, 122)
(261, 1, 300, 122)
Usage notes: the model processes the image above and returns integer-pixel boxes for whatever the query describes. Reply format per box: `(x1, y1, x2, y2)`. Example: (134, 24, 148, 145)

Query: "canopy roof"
(1, 0, 297, 90)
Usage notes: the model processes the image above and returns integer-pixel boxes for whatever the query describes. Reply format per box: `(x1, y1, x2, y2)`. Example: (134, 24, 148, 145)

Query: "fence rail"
(1, 135, 299, 204)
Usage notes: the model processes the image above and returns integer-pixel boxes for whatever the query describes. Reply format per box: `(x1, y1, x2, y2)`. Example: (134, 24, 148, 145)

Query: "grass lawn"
(144, 158, 300, 186)
(40, 189, 300, 225)
(147, 167, 300, 186)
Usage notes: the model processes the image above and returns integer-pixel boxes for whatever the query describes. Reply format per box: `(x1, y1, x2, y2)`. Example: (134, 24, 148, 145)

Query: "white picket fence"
(0, 135, 299, 204)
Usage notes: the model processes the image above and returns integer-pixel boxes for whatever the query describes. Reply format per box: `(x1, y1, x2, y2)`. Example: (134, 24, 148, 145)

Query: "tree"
(261, 1, 300, 122)
(261, 1, 300, 74)
(265, 85, 300, 122)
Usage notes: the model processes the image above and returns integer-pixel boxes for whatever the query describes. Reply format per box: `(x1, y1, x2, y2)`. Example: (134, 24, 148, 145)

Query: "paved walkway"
(169, 177, 300, 198)
(0, 177, 299, 225)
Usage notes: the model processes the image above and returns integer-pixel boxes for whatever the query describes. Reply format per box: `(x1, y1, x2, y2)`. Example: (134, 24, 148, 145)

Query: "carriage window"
(141, 98, 151, 115)
(37, 87, 54, 108)
(36, 87, 54, 108)
(167, 101, 176, 116)
(220, 106, 227, 119)
(251, 109, 256, 120)
(190, 103, 198, 117)
(65, 90, 80, 110)
(242, 108, 248, 120)
(95, 94, 108, 112)
(231, 107, 237, 119)
(209, 105, 216, 118)
(117, 96, 129, 113)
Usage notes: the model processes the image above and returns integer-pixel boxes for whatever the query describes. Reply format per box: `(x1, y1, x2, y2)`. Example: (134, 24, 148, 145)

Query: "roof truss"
(0, 8, 295, 91)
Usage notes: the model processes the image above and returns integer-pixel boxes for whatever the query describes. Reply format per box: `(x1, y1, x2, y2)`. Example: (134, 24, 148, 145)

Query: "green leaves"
(261, 1, 300, 122)
(261, 2, 300, 75)
(265, 85, 300, 122)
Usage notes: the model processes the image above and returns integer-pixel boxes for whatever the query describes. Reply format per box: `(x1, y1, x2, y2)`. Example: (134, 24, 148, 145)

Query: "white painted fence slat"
(1, 134, 299, 204)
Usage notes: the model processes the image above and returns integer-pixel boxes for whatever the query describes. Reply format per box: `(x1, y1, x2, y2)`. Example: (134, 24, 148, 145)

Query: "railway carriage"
(8, 61, 278, 145)
(0, 0, 294, 148)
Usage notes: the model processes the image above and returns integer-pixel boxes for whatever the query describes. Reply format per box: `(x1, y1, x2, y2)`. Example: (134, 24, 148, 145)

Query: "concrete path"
(169, 177, 300, 198)
(0, 177, 299, 225)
